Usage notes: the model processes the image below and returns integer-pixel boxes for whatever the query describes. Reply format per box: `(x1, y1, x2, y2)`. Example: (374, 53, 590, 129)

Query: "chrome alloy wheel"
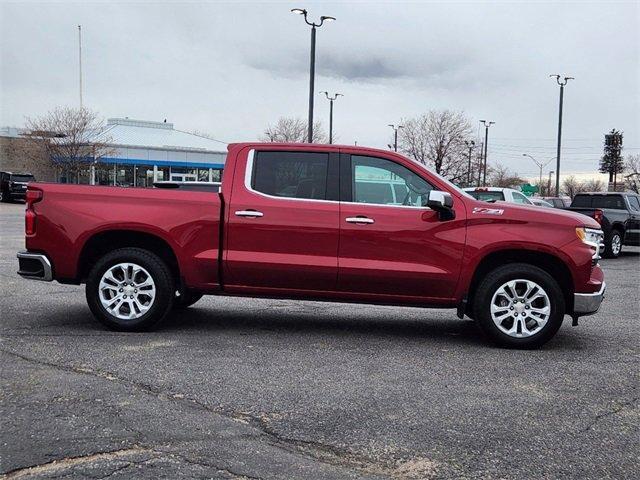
(490, 279, 551, 338)
(98, 262, 156, 320)
(611, 233, 622, 256)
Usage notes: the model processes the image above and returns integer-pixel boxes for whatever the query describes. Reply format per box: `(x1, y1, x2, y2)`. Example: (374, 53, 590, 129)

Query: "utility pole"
(476, 141, 484, 187)
(291, 9, 335, 143)
(465, 140, 475, 186)
(480, 120, 494, 186)
(548, 170, 554, 197)
(522, 154, 554, 192)
(550, 74, 574, 196)
(320, 92, 342, 144)
(388, 124, 403, 152)
(78, 25, 83, 109)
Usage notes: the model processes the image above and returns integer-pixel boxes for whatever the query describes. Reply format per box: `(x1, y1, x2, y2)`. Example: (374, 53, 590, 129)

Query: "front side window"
(252, 151, 328, 200)
(351, 155, 433, 206)
(626, 195, 640, 212)
(512, 192, 532, 204)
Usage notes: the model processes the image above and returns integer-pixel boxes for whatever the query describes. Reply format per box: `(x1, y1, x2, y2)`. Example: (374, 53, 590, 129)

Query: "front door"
(337, 153, 466, 302)
(225, 148, 340, 292)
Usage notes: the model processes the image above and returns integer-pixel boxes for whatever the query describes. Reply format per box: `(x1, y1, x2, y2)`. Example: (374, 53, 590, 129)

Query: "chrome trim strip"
(16, 251, 53, 282)
(244, 149, 433, 210)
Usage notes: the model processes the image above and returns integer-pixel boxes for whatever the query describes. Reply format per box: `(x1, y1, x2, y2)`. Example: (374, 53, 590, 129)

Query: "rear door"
(337, 153, 466, 301)
(225, 148, 340, 292)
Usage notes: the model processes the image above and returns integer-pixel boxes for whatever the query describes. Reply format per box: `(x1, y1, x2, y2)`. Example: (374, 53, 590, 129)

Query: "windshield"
(403, 157, 474, 199)
(10, 175, 34, 183)
(466, 190, 505, 202)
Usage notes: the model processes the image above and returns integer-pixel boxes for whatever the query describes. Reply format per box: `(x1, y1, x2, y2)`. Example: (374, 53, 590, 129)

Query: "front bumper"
(573, 282, 606, 316)
(17, 251, 53, 281)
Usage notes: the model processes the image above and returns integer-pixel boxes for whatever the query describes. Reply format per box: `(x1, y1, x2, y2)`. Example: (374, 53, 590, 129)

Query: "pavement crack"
(580, 395, 639, 433)
(2, 446, 152, 479)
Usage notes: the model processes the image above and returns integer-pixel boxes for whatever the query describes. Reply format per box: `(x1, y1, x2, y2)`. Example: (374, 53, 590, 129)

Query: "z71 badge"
(472, 207, 504, 215)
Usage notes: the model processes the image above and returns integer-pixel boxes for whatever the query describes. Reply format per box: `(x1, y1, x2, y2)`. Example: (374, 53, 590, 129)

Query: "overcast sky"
(1, 0, 638, 176)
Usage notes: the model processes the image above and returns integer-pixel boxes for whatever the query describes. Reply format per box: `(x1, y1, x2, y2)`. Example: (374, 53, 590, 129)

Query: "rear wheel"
(473, 263, 565, 348)
(86, 248, 174, 331)
(603, 229, 622, 258)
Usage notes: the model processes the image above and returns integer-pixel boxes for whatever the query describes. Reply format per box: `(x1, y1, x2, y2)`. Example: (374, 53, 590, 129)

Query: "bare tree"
(487, 163, 526, 188)
(260, 117, 328, 143)
(20, 107, 113, 182)
(582, 178, 606, 192)
(625, 153, 640, 193)
(561, 176, 589, 199)
(397, 110, 473, 181)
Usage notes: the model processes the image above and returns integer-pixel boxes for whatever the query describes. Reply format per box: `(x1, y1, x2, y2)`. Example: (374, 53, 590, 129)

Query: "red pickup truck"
(17, 143, 606, 348)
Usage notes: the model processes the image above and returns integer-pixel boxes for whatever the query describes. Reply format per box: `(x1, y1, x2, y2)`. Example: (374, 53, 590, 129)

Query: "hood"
(469, 200, 601, 229)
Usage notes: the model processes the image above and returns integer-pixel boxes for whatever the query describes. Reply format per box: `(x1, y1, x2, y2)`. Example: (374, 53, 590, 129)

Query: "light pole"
(480, 120, 495, 186)
(291, 8, 336, 143)
(522, 154, 554, 192)
(388, 124, 403, 152)
(465, 140, 475, 186)
(548, 170, 554, 197)
(550, 74, 574, 196)
(320, 92, 342, 144)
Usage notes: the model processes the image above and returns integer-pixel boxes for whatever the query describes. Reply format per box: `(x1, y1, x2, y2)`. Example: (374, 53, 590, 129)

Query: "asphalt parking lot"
(1, 201, 638, 479)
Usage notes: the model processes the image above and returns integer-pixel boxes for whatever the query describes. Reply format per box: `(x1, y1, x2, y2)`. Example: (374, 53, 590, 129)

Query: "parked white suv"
(463, 187, 534, 205)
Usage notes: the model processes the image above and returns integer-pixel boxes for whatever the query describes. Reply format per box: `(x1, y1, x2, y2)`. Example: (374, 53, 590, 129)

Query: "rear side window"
(468, 191, 505, 202)
(591, 195, 626, 210)
(571, 195, 591, 207)
(252, 151, 328, 200)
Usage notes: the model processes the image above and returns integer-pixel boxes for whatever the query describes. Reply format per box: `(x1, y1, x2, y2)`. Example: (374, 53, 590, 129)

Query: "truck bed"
(25, 183, 224, 290)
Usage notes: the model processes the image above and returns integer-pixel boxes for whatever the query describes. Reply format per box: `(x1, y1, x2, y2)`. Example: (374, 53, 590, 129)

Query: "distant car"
(463, 187, 534, 205)
(542, 196, 571, 208)
(0, 171, 35, 202)
(530, 198, 554, 208)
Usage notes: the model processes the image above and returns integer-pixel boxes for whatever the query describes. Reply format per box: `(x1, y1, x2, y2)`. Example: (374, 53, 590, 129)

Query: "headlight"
(576, 227, 604, 261)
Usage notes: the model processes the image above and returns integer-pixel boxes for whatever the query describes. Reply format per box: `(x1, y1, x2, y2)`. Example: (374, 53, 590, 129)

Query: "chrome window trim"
(244, 149, 433, 211)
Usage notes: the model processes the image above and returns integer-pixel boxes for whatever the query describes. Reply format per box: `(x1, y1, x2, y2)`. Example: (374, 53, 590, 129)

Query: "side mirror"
(427, 190, 455, 220)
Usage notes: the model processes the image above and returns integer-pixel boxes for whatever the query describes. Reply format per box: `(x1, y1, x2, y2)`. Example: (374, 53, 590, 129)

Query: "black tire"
(86, 247, 174, 331)
(603, 229, 623, 258)
(473, 263, 565, 349)
(173, 290, 203, 309)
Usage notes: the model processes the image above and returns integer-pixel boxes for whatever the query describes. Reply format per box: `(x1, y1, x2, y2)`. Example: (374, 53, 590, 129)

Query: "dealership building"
(0, 118, 228, 186)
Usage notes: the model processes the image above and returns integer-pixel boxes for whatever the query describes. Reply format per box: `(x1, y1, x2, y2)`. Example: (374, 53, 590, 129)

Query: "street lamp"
(550, 74, 574, 196)
(291, 8, 336, 143)
(522, 153, 554, 192)
(388, 124, 403, 152)
(320, 92, 342, 144)
(479, 120, 495, 186)
(465, 140, 475, 186)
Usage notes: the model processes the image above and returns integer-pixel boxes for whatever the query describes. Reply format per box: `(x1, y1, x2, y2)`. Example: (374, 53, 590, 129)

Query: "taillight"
(593, 209, 603, 225)
(25, 188, 43, 236)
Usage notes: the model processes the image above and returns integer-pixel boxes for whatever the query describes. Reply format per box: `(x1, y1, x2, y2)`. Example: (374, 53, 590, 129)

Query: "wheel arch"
(465, 249, 574, 314)
(77, 229, 180, 283)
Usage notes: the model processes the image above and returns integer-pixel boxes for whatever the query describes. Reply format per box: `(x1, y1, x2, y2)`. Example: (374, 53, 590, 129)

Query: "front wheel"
(86, 248, 174, 331)
(473, 263, 565, 348)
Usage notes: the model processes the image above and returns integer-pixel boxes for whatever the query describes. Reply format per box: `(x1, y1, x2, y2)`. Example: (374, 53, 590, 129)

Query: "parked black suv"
(565, 192, 640, 258)
(0, 172, 35, 202)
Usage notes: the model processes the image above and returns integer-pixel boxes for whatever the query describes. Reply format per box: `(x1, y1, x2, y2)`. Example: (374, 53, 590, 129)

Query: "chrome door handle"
(235, 210, 264, 218)
(345, 216, 374, 224)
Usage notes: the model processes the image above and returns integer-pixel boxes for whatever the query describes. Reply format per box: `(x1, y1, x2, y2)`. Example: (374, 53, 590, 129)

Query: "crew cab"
(0, 171, 35, 202)
(16, 143, 606, 348)
(565, 192, 640, 258)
